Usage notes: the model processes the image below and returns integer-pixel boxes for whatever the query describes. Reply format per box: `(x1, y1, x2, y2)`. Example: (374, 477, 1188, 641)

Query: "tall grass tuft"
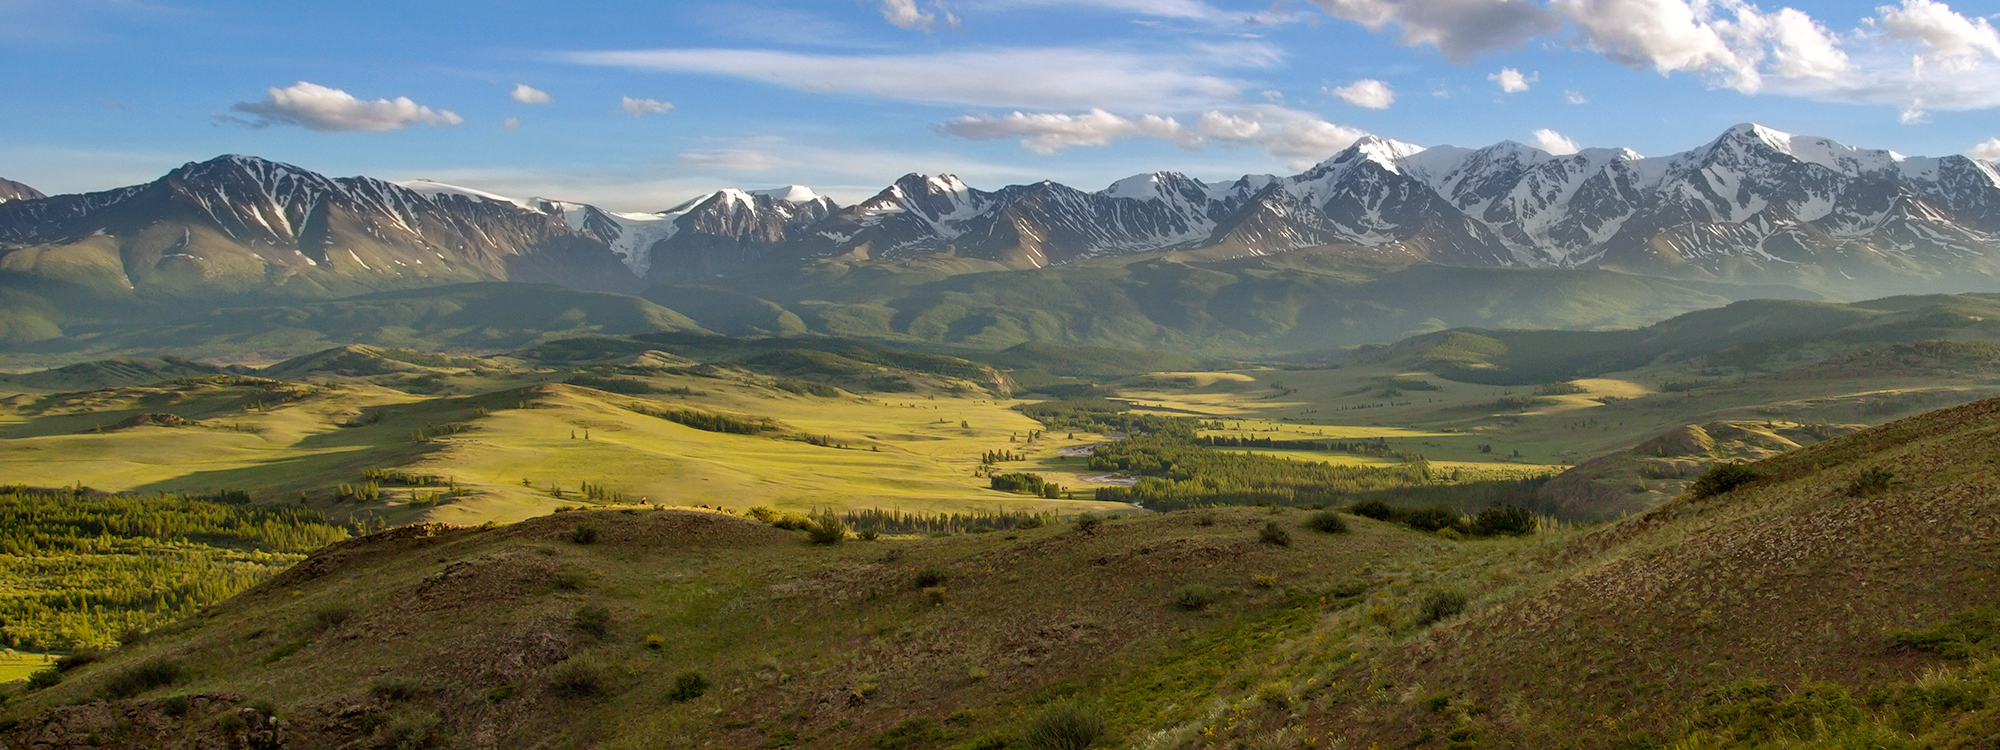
(1023, 702, 1109, 750)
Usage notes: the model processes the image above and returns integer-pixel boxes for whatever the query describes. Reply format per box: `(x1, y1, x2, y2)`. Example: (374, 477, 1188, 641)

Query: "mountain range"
(2, 124, 1998, 301)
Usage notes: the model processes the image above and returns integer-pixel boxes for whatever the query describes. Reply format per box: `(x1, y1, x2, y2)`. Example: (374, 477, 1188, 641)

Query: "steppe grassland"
(0, 371, 1129, 525)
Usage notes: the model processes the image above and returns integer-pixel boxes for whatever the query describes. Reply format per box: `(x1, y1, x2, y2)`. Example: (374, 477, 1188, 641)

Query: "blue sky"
(3, 0, 1999, 210)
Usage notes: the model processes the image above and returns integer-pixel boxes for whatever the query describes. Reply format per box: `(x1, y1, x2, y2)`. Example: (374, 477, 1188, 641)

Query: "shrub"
(1349, 500, 1398, 521)
(1689, 462, 1760, 499)
(1073, 514, 1102, 535)
(572, 604, 611, 638)
(1417, 591, 1469, 626)
(1845, 467, 1895, 497)
(668, 671, 708, 702)
(54, 650, 99, 673)
(913, 568, 949, 589)
(745, 506, 782, 523)
(569, 524, 600, 545)
(1402, 506, 1461, 533)
(1305, 510, 1349, 534)
(374, 710, 446, 750)
(547, 660, 606, 700)
(1172, 584, 1220, 611)
(1194, 510, 1217, 527)
(1023, 702, 1108, 750)
(25, 667, 60, 690)
(1259, 522, 1291, 546)
(1472, 504, 1536, 536)
(313, 604, 356, 632)
(807, 511, 849, 545)
(99, 659, 188, 699)
(371, 676, 419, 702)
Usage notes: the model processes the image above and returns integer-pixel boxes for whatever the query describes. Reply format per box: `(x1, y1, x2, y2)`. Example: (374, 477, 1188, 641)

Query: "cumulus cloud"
(621, 96, 674, 116)
(511, 84, 552, 104)
(1530, 128, 1580, 154)
(560, 46, 1266, 111)
(498, 117, 521, 131)
(1971, 138, 2000, 161)
(1877, 0, 2000, 70)
(1565, 88, 1588, 104)
(880, 0, 935, 30)
(1549, 0, 1850, 93)
(1489, 67, 1534, 92)
(1330, 78, 1396, 108)
(228, 82, 463, 132)
(937, 105, 1368, 168)
(1307, 0, 1562, 62)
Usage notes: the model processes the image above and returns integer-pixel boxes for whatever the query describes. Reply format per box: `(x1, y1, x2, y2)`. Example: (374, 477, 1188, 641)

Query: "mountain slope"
(1364, 292, 2000, 384)
(0, 156, 640, 299)
(0, 178, 42, 204)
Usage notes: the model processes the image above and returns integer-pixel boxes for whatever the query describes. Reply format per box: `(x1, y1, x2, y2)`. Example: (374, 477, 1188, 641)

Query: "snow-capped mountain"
(0, 178, 41, 204)
(3, 125, 1998, 298)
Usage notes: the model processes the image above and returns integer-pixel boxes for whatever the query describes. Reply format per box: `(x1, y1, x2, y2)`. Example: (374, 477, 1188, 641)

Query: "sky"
(2, 0, 1999, 211)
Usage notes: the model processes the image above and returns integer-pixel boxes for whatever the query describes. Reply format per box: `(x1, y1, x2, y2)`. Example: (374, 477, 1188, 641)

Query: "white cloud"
(1330, 78, 1396, 109)
(936, 109, 1194, 154)
(983, 0, 1302, 24)
(881, 0, 935, 30)
(228, 82, 463, 132)
(937, 105, 1368, 168)
(1877, 0, 2000, 70)
(1565, 88, 1588, 104)
(621, 96, 674, 116)
(1971, 138, 2000, 161)
(511, 84, 552, 104)
(1550, 0, 1849, 94)
(1762, 8, 1850, 79)
(1488, 67, 1534, 92)
(1308, 0, 1562, 62)
(1530, 128, 1580, 154)
(498, 117, 521, 131)
(559, 46, 1268, 111)
(680, 150, 789, 172)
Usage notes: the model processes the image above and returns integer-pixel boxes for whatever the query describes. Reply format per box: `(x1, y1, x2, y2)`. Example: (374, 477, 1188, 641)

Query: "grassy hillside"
(0, 282, 707, 370)
(5, 394, 1997, 748)
(660, 252, 1794, 356)
(1364, 293, 2000, 384)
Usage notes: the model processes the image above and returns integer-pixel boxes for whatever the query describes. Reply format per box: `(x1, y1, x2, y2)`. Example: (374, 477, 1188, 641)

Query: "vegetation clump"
(806, 511, 849, 545)
(1172, 584, 1220, 611)
(1305, 510, 1349, 534)
(1022, 702, 1109, 750)
(668, 671, 708, 702)
(1845, 467, 1896, 497)
(1073, 514, 1103, 535)
(1689, 462, 1761, 498)
(371, 676, 419, 702)
(1890, 606, 1999, 659)
(97, 658, 187, 699)
(1417, 590, 1469, 626)
(547, 660, 606, 700)
(989, 472, 1069, 499)
(568, 524, 600, 545)
(572, 605, 611, 638)
(1259, 522, 1291, 546)
(1471, 503, 1536, 536)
